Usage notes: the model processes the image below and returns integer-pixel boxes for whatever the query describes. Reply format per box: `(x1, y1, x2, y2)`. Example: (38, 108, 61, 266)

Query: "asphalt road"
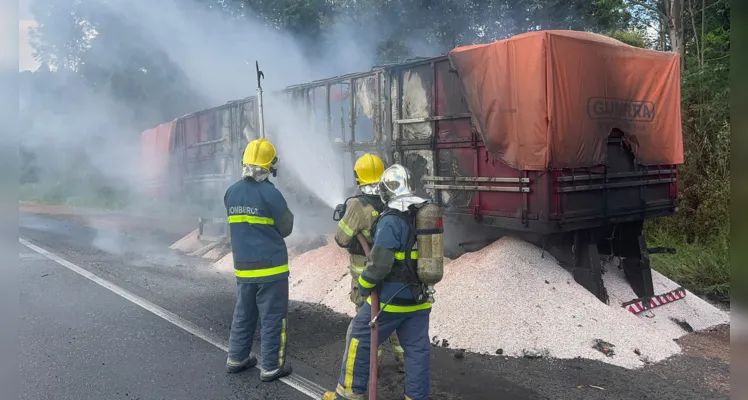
(18, 211, 728, 400)
(18, 241, 308, 400)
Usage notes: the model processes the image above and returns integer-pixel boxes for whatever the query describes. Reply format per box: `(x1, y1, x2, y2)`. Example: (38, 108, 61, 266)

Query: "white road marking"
(19, 252, 49, 260)
(19, 237, 328, 399)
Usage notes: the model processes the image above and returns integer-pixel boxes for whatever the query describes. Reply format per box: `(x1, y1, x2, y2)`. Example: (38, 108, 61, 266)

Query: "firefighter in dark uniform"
(334, 153, 405, 373)
(224, 137, 294, 382)
(324, 164, 433, 400)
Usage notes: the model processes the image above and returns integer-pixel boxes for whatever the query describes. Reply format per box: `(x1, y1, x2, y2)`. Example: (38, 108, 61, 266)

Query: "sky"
(19, 0, 39, 72)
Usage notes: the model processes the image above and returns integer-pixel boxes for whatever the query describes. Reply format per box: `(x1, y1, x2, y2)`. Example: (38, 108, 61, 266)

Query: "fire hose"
(355, 233, 419, 400)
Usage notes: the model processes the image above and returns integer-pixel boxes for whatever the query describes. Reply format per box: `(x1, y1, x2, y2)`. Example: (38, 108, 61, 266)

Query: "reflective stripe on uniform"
(278, 318, 287, 367)
(226, 356, 252, 366)
(357, 275, 376, 289)
(393, 344, 404, 353)
(227, 214, 275, 225)
(343, 338, 359, 392)
(394, 251, 419, 260)
(338, 220, 355, 237)
(235, 264, 289, 278)
(366, 297, 432, 313)
(335, 383, 365, 400)
(350, 265, 364, 275)
(360, 229, 371, 239)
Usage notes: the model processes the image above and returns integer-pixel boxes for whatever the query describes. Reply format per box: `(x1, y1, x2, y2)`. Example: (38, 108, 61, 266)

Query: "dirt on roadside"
(677, 323, 730, 363)
(660, 323, 731, 396)
(19, 201, 99, 216)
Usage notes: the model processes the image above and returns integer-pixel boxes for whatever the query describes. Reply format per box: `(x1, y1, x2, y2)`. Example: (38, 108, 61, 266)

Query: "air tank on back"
(415, 203, 444, 303)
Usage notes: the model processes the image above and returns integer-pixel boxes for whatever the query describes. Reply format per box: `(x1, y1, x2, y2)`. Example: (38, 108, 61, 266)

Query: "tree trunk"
(666, 0, 685, 69)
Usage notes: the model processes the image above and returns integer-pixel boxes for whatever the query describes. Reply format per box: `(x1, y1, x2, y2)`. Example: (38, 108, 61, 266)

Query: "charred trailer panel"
(172, 100, 253, 241)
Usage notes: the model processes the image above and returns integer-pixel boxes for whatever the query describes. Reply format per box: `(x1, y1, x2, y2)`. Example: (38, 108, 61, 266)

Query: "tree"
(608, 29, 648, 46)
(28, 0, 94, 71)
(665, 0, 685, 66)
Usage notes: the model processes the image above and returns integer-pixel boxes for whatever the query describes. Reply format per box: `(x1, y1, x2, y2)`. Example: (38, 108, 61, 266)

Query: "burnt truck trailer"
(141, 30, 683, 303)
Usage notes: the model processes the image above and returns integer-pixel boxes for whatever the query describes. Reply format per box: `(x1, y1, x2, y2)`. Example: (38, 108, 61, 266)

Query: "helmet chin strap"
(269, 156, 279, 177)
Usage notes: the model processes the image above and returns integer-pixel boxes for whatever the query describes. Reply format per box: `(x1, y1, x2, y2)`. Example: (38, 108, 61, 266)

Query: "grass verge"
(646, 225, 730, 302)
(19, 183, 129, 210)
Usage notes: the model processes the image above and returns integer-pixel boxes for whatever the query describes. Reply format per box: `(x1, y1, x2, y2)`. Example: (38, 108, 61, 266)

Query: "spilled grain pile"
(287, 241, 350, 304)
(170, 229, 205, 253)
(604, 264, 729, 340)
(211, 231, 728, 369)
(424, 237, 728, 368)
(290, 235, 728, 369)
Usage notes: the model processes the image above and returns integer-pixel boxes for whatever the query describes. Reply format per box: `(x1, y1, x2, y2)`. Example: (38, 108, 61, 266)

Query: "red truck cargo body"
(140, 30, 683, 302)
(141, 31, 682, 238)
(140, 120, 176, 199)
(387, 31, 682, 235)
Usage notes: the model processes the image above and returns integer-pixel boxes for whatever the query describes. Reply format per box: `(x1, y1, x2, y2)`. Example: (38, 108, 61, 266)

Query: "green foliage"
(19, 182, 129, 210)
(646, 222, 729, 301)
(607, 30, 648, 47)
(645, 0, 730, 298)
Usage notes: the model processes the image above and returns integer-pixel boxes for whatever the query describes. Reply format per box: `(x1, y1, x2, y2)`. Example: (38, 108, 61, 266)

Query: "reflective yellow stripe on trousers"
(278, 318, 287, 366)
(394, 251, 419, 260)
(344, 338, 359, 393)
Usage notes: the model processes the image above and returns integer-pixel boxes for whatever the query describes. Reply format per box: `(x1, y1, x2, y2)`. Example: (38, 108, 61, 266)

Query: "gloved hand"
(332, 203, 345, 221)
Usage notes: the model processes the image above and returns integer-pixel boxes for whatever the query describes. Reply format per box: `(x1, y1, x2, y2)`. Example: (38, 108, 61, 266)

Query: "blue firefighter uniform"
(332, 212, 432, 400)
(224, 177, 294, 380)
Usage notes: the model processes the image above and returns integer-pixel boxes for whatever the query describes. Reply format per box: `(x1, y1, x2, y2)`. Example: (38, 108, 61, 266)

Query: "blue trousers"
(227, 279, 289, 371)
(335, 303, 431, 400)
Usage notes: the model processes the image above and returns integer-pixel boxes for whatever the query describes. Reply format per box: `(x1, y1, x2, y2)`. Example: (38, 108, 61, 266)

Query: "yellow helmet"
(354, 153, 385, 186)
(242, 138, 277, 170)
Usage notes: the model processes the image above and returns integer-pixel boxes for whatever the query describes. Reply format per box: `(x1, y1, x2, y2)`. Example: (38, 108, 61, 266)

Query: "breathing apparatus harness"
(366, 203, 430, 327)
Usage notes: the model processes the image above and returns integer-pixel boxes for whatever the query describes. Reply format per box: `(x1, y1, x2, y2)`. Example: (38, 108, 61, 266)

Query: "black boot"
(261, 363, 293, 382)
(226, 354, 257, 373)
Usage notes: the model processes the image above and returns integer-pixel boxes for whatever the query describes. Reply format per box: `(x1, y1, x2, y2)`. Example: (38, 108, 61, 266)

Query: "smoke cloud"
(19, 0, 447, 253)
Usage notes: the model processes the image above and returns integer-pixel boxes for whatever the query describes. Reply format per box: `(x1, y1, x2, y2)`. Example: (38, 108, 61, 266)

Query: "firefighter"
(324, 164, 433, 400)
(334, 153, 405, 374)
(224, 137, 294, 382)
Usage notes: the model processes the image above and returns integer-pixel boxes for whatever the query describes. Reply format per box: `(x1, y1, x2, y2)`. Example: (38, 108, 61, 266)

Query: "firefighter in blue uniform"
(334, 153, 405, 373)
(323, 164, 432, 400)
(224, 137, 294, 382)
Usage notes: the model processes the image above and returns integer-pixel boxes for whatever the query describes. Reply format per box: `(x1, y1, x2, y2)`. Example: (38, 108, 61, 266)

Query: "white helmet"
(378, 164, 415, 204)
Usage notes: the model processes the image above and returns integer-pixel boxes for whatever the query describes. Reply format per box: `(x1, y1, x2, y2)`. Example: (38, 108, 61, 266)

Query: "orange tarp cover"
(448, 30, 683, 170)
(140, 120, 176, 196)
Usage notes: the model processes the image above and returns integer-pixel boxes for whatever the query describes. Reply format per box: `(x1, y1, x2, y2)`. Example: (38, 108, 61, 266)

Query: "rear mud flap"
(545, 231, 609, 303)
(572, 242, 609, 304)
(609, 222, 655, 299)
